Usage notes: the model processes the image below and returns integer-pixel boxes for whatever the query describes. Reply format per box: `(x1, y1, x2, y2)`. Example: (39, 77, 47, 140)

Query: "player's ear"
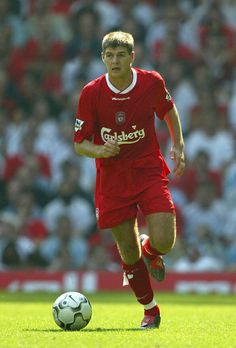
(131, 51, 135, 63)
(101, 52, 105, 63)
(130, 51, 135, 66)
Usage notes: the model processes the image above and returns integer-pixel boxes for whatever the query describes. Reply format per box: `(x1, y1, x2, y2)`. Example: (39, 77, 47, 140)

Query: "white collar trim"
(105, 68, 137, 94)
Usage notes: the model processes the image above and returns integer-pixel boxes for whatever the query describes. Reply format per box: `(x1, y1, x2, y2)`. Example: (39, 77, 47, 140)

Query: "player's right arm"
(73, 84, 119, 159)
(74, 139, 120, 158)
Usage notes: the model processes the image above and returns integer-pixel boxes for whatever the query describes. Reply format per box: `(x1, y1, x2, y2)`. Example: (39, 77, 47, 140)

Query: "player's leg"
(111, 218, 161, 329)
(146, 212, 176, 254)
(139, 180, 176, 282)
(111, 218, 141, 264)
(139, 212, 175, 281)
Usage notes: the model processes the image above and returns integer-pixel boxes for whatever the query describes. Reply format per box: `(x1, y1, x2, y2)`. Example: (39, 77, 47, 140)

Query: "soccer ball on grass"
(52, 291, 92, 330)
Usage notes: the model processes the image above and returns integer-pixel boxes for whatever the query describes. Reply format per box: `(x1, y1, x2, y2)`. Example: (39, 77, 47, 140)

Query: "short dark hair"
(102, 31, 134, 54)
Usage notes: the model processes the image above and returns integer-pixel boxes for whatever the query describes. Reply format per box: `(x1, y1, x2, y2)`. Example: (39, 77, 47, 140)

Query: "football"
(52, 291, 92, 330)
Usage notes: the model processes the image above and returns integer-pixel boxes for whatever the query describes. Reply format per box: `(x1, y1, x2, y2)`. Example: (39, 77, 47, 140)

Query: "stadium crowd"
(0, 0, 236, 273)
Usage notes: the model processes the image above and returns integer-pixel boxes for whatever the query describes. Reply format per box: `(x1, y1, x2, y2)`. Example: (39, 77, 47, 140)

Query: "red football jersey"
(74, 68, 174, 173)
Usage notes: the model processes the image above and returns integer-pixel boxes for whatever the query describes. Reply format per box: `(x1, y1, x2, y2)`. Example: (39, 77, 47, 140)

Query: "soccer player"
(74, 31, 185, 329)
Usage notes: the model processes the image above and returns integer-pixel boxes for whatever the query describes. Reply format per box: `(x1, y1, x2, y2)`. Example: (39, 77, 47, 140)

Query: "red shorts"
(95, 170, 175, 229)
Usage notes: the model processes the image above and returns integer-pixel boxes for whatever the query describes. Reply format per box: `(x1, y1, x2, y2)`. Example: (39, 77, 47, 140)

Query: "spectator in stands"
(221, 0, 236, 30)
(173, 245, 224, 272)
(71, 0, 121, 33)
(55, 159, 94, 204)
(145, 3, 195, 65)
(25, 0, 72, 43)
(223, 160, 236, 208)
(120, 15, 146, 45)
(23, 158, 52, 201)
(198, 3, 235, 52)
(184, 107, 235, 173)
(0, 70, 10, 113)
(42, 179, 96, 237)
(29, 98, 71, 185)
(61, 45, 105, 96)
(183, 180, 226, 244)
(66, 7, 101, 59)
(228, 82, 236, 131)
(197, 31, 235, 81)
(129, 0, 156, 30)
(164, 61, 198, 135)
(3, 149, 53, 208)
(0, 211, 22, 269)
(40, 214, 88, 270)
(132, 42, 153, 71)
(0, 109, 7, 175)
(171, 149, 222, 201)
(86, 244, 117, 271)
(10, 189, 47, 238)
(189, 66, 226, 131)
(0, 209, 48, 270)
(87, 229, 121, 271)
(0, 0, 27, 47)
(4, 107, 27, 155)
(3, 130, 51, 182)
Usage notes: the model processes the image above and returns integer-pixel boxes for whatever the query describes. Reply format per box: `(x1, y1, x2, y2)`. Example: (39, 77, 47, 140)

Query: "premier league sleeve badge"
(74, 118, 85, 132)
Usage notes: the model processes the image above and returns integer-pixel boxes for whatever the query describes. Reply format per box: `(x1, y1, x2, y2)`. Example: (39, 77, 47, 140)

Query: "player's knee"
(157, 241, 175, 255)
(150, 232, 176, 255)
(146, 212, 176, 254)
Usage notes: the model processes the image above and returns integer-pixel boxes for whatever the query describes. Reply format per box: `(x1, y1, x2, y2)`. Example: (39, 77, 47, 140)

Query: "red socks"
(122, 258, 154, 305)
(123, 258, 161, 316)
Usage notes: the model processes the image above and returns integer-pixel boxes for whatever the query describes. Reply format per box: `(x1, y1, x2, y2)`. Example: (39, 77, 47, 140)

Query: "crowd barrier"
(0, 271, 236, 294)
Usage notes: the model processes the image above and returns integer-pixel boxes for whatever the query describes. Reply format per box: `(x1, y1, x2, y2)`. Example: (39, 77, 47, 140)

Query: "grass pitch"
(0, 291, 235, 348)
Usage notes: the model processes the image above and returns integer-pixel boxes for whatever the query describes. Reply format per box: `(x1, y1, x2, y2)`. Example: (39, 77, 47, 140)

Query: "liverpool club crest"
(115, 111, 126, 125)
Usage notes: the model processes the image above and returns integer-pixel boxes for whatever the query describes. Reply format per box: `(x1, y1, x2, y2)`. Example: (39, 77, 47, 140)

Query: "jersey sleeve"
(73, 85, 96, 143)
(152, 71, 174, 120)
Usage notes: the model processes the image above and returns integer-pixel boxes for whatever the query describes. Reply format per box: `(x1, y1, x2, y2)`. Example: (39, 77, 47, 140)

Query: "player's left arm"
(164, 105, 185, 176)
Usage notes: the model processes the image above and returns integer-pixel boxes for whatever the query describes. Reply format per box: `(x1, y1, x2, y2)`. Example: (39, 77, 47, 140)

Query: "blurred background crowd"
(0, 0, 236, 273)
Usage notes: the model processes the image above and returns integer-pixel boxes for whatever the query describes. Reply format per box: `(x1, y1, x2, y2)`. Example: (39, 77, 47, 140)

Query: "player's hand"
(170, 146, 185, 176)
(101, 139, 120, 158)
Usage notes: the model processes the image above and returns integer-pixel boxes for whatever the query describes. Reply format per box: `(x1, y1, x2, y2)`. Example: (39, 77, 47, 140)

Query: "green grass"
(0, 291, 236, 348)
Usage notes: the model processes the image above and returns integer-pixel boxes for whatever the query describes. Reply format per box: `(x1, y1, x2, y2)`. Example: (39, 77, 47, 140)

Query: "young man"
(74, 31, 185, 329)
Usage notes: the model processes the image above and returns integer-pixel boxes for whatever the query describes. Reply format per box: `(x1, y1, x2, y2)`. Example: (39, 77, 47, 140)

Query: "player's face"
(102, 46, 135, 79)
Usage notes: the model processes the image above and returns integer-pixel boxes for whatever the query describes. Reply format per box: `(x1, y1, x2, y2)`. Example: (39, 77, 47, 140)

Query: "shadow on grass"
(23, 328, 142, 332)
